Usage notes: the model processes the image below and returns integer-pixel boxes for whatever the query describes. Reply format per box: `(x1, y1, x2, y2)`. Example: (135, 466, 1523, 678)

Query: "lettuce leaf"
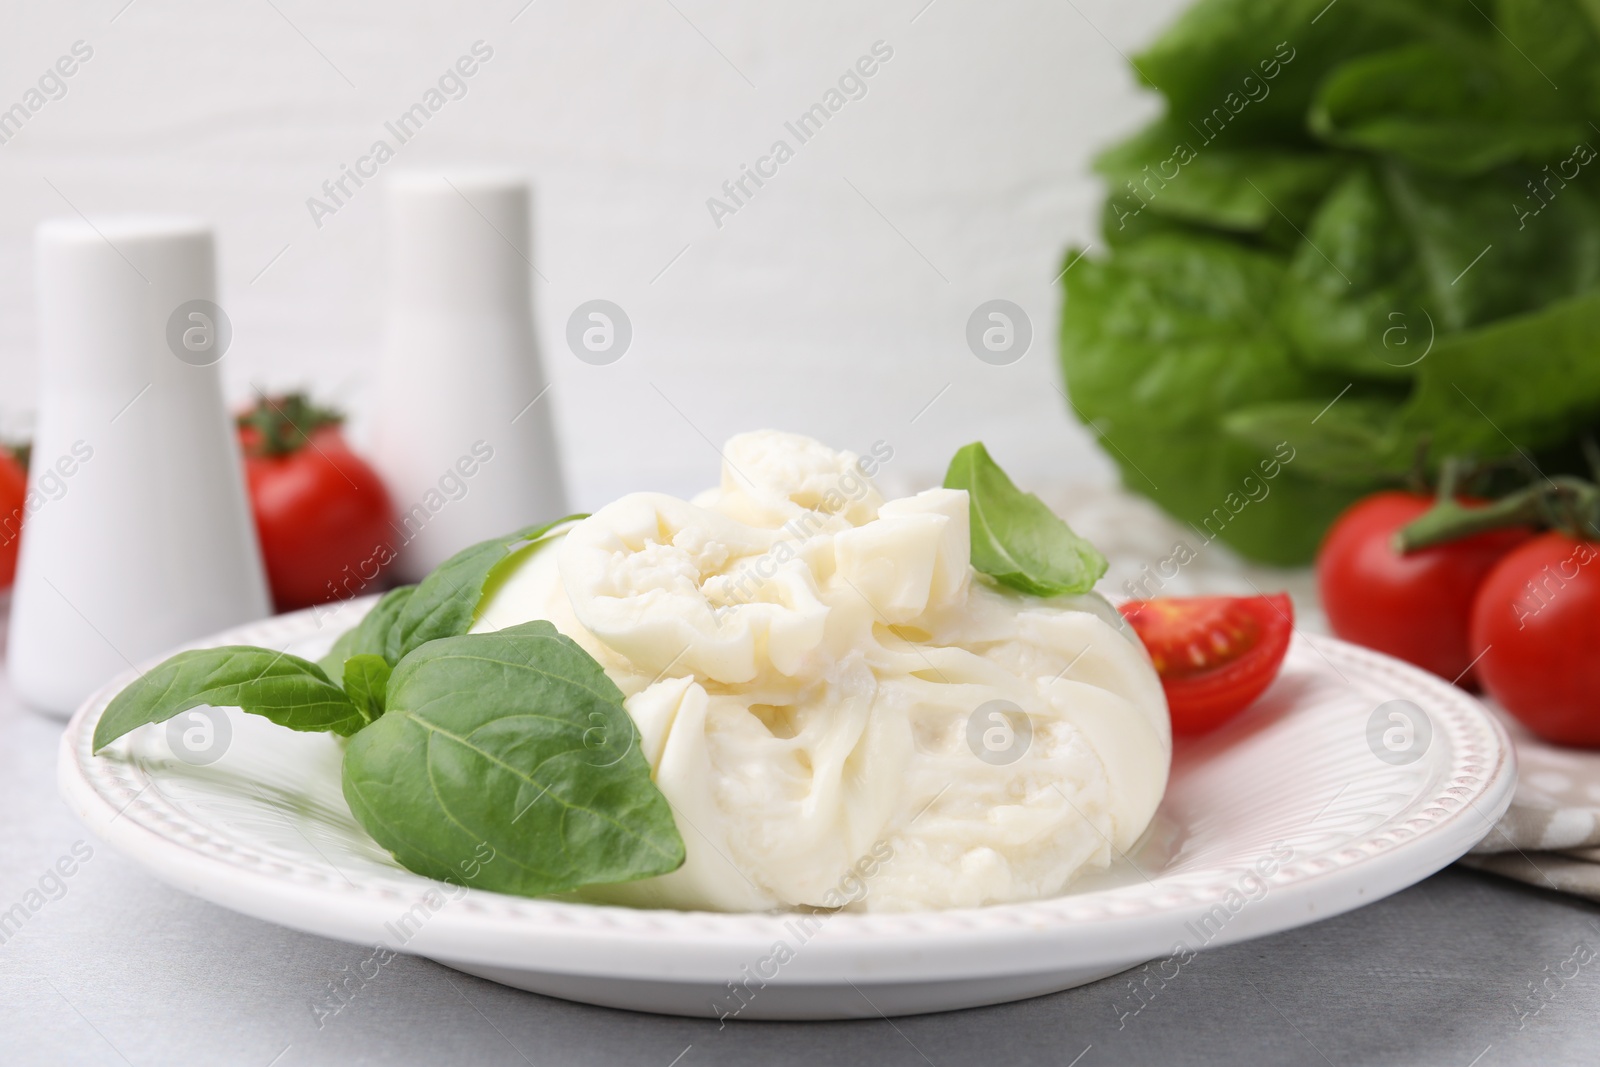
(1060, 0, 1600, 564)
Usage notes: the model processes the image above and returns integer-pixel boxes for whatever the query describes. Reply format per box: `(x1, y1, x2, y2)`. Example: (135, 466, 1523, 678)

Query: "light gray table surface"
(4, 634, 1599, 1067)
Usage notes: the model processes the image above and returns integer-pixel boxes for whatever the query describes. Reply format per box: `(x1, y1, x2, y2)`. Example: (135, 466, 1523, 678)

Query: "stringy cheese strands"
(473, 431, 1170, 912)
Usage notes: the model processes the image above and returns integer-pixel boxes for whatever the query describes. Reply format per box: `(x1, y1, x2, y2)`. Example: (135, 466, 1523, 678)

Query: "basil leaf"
(342, 654, 392, 721)
(943, 442, 1108, 597)
(316, 626, 360, 680)
(341, 621, 685, 897)
(388, 515, 586, 664)
(318, 586, 416, 677)
(93, 647, 365, 753)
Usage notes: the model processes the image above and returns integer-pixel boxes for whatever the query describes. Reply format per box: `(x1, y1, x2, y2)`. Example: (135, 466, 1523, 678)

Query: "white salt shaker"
(9, 217, 270, 717)
(370, 172, 568, 582)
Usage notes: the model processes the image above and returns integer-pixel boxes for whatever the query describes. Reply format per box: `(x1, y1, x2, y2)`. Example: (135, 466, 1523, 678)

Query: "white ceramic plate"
(59, 597, 1515, 1020)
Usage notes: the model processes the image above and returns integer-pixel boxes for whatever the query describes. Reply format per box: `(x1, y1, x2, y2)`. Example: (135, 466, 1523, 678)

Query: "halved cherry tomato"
(1118, 594, 1294, 735)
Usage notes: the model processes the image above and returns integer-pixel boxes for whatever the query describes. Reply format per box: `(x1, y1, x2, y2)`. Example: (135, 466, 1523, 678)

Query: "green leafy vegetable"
(1096, 121, 1349, 238)
(1399, 291, 1600, 458)
(1062, 0, 1600, 563)
(388, 515, 585, 663)
(316, 513, 583, 677)
(1224, 397, 1404, 486)
(319, 585, 415, 677)
(1132, 0, 1403, 144)
(342, 654, 392, 721)
(93, 519, 688, 902)
(341, 622, 684, 897)
(943, 442, 1108, 596)
(1058, 232, 1367, 562)
(94, 647, 364, 752)
(1309, 44, 1587, 175)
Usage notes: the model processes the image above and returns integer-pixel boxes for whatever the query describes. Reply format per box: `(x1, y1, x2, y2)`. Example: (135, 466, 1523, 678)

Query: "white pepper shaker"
(370, 172, 568, 582)
(9, 216, 270, 717)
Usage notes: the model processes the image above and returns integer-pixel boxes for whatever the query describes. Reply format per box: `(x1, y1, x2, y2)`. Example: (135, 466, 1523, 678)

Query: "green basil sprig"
(343, 622, 682, 897)
(94, 647, 367, 750)
(92, 516, 685, 900)
(389, 514, 586, 663)
(318, 585, 413, 677)
(314, 515, 585, 681)
(944, 441, 1108, 597)
(341, 654, 392, 721)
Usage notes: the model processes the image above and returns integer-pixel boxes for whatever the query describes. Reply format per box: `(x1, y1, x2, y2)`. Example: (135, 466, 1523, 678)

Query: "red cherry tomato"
(1317, 491, 1531, 687)
(239, 397, 396, 612)
(1470, 532, 1600, 747)
(0, 447, 26, 589)
(1118, 594, 1294, 735)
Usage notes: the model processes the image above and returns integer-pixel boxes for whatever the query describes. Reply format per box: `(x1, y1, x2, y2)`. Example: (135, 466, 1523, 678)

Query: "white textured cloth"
(1458, 713, 1600, 901)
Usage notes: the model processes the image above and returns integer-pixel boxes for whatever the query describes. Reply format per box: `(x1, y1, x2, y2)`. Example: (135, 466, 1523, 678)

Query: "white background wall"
(0, 0, 1186, 508)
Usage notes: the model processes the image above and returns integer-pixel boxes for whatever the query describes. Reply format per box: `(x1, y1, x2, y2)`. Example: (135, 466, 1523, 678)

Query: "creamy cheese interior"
(473, 431, 1170, 912)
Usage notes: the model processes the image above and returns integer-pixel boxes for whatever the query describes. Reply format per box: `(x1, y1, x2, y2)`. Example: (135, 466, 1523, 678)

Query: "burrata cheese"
(473, 431, 1170, 912)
